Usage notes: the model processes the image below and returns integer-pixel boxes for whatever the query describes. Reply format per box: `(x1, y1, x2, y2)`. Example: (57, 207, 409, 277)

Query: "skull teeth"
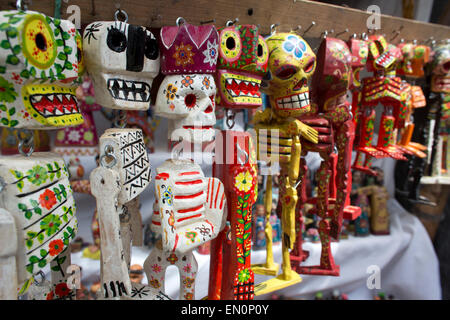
(29, 93, 79, 117)
(107, 78, 151, 102)
(276, 92, 310, 110)
(225, 77, 261, 98)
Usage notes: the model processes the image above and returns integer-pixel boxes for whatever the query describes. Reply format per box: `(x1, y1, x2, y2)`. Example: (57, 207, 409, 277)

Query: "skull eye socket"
(107, 28, 127, 53)
(185, 94, 197, 109)
(304, 58, 315, 74)
(145, 36, 159, 60)
(219, 28, 242, 62)
(256, 36, 269, 67)
(22, 14, 57, 69)
(275, 65, 298, 80)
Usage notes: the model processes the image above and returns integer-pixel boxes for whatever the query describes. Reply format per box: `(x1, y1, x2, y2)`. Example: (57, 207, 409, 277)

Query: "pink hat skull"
(155, 20, 219, 144)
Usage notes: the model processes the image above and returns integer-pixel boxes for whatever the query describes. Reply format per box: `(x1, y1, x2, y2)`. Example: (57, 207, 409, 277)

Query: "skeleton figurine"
(353, 35, 405, 175)
(252, 31, 318, 295)
(150, 18, 226, 300)
(209, 22, 266, 300)
(145, 160, 227, 300)
(290, 37, 356, 276)
(83, 16, 165, 300)
(0, 9, 83, 299)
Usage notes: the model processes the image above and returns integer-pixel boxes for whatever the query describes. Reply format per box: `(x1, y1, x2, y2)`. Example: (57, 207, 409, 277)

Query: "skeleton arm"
(90, 167, 131, 299)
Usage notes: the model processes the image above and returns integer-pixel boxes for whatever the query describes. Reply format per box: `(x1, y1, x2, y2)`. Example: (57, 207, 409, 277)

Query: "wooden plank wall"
(1, 0, 449, 42)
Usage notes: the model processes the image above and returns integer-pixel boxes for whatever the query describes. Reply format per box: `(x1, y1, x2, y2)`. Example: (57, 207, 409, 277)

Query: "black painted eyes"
(145, 37, 159, 60)
(107, 28, 127, 52)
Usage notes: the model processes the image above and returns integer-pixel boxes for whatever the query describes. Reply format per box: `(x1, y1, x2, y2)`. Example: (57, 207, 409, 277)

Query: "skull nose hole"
(204, 105, 213, 113)
(35, 33, 47, 51)
(185, 94, 197, 109)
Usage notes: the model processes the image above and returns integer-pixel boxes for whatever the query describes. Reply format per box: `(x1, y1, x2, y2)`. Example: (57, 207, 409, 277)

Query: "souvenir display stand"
(0, 0, 448, 301)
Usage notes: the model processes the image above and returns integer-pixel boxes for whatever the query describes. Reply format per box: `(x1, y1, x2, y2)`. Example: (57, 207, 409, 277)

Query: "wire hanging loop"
(225, 109, 236, 129)
(226, 18, 239, 27)
(18, 129, 34, 157)
(16, 0, 29, 11)
(270, 24, 279, 36)
(33, 271, 46, 286)
(114, 9, 128, 23)
(100, 144, 117, 169)
(113, 110, 127, 128)
(176, 17, 186, 26)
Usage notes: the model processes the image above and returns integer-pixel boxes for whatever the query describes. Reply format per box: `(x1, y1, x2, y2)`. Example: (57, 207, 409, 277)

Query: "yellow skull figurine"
(261, 32, 316, 118)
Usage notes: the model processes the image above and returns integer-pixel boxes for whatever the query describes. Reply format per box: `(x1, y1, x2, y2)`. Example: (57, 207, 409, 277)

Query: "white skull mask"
(98, 128, 151, 204)
(0, 153, 77, 284)
(82, 21, 160, 110)
(155, 74, 216, 143)
(0, 11, 83, 130)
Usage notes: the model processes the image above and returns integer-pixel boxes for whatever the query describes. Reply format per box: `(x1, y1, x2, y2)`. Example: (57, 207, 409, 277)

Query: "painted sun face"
(82, 21, 160, 111)
(215, 25, 268, 109)
(261, 32, 316, 118)
(0, 153, 77, 285)
(0, 10, 84, 129)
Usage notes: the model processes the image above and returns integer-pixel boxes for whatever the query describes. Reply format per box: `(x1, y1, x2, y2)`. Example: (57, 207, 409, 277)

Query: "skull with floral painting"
(260, 32, 316, 118)
(347, 37, 368, 89)
(82, 21, 160, 110)
(215, 24, 268, 109)
(311, 38, 352, 121)
(366, 35, 402, 75)
(430, 43, 450, 93)
(0, 10, 84, 129)
(155, 22, 219, 143)
(397, 43, 431, 78)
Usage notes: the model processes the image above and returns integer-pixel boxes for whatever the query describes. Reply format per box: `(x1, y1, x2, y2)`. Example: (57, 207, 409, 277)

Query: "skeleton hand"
(154, 159, 226, 254)
(287, 120, 319, 144)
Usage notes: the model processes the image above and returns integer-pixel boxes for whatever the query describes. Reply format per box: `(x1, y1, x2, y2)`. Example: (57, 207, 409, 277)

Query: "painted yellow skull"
(261, 32, 316, 118)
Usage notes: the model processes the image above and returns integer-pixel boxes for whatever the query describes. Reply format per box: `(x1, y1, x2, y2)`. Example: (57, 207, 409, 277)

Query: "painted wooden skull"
(311, 38, 352, 111)
(431, 43, 450, 93)
(397, 43, 431, 78)
(82, 21, 160, 110)
(99, 128, 151, 204)
(155, 23, 218, 143)
(152, 159, 226, 254)
(0, 10, 83, 129)
(260, 32, 316, 118)
(366, 35, 402, 74)
(347, 37, 368, 89)
(215, 24, 268, 109)
(0, 153, 77, 285)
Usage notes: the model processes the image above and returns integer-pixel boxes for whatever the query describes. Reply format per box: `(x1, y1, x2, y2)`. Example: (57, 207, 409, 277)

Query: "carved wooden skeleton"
(252, 31, 319, 295)
(290, 37, 358, 276)
(209, 23, 266, 300)
(0, 10, 83, 299)
(83, 19, 166, 300)
(145, 159, 226, 300)
(149, 20, 227, 300)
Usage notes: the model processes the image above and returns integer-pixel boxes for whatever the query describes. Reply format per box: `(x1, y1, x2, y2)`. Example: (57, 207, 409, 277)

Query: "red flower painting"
(39, 189, 57, 210)
(48, 239, 64, 256)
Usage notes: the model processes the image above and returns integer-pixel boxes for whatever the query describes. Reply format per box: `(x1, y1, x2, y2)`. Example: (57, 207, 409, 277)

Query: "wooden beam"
(2, 0, 449, 42)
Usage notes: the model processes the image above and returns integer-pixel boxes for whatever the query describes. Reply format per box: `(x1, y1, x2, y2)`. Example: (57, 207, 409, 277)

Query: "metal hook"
(335, 28, 349, 37)
(292, 25, 302, 34)
(225, 109, 236, 129)
(321, 30, 328, 39)
(114, 9, 128, 23)
(200, 18, 216, 25)
(16, 0, 28, 11)
(302, 21, 315, 36)
(18, 129, 34, 157)
(270, 23, 279, 36)
(226, 18, 239, 27)
(176, 17, 186, 26)
(113, 110, 127, 128)
(100, 144, 117, 169)
(33, 271, 46, 285)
